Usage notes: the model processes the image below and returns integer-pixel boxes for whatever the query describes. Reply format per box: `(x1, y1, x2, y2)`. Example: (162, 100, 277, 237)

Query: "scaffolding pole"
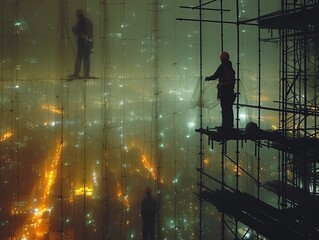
(178, 0, 319, 239)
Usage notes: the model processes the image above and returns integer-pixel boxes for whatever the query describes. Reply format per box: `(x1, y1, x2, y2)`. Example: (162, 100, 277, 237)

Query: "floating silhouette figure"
(69, 9, 93, 80)
(141, 187, 156, 240)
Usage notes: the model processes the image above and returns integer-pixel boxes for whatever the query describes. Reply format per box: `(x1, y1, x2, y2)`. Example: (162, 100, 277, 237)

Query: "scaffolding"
(179, 0, 319, 239)
(1, 1, 318, 239)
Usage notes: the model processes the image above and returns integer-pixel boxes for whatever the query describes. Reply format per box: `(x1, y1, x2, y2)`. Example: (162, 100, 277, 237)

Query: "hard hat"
(220, 51, 230, 60)
(145, 187, 152, 194)
(76, 9, 84, 17)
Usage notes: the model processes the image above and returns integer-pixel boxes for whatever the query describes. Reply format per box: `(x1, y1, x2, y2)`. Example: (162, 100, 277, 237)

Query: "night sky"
(0, 1, 311, 239)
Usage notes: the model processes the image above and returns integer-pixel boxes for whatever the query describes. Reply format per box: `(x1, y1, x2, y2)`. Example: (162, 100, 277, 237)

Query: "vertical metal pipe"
(257, 0, 261, 200)
(235, 1, 240, 239)
(199, 0, 204, 239)
(100, 1, 109, 238)
(59, 1, 69, 238)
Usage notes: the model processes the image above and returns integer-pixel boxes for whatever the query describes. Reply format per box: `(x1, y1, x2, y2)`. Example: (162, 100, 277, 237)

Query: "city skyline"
(1, 1, 317, 239)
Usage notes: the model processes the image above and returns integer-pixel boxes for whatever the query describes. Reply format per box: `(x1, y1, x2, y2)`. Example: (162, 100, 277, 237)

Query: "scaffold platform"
(271, 137, 319, 161)
(201, 188, 319, 240)
(258, 5, 319, 29)
(265, 180, 319, 209)
(195, 127, 282, 142)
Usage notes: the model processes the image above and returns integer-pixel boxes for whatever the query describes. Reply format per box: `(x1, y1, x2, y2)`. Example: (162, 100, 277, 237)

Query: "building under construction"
(0, 0, 318, 240)
(179, 0, 319, 239)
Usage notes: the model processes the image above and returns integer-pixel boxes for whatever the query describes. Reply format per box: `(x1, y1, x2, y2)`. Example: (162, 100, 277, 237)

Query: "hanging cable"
(120, 1, 127, 238)
(10, 0, 20, 238)
(100, 0, 110, 238)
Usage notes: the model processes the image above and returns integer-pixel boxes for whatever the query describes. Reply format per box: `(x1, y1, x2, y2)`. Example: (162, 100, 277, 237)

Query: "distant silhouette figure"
(70, 9, 93, 79)
(141, 187, 156, 240)
(205, 51, 236, 132)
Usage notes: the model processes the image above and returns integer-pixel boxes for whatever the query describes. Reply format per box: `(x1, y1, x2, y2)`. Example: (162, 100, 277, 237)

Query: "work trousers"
(74, 37, 91, 77)
(218, 85, 236, 129)
(142, 221, 155, 240)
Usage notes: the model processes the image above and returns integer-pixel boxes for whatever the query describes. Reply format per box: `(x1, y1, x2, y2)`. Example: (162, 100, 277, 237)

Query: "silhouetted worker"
(69, 9, 93, 79)
(141, 187, 156, 240)
(205, 51, 236, 132)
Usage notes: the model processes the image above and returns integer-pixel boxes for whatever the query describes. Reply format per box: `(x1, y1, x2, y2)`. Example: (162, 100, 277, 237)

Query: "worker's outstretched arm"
(205, 65, 223, 81)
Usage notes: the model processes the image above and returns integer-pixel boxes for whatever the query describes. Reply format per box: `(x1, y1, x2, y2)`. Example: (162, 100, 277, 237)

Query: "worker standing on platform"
(141, 187, 156, 240)
(205, 51, 236, 132)
(69, 9, 93, 79)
